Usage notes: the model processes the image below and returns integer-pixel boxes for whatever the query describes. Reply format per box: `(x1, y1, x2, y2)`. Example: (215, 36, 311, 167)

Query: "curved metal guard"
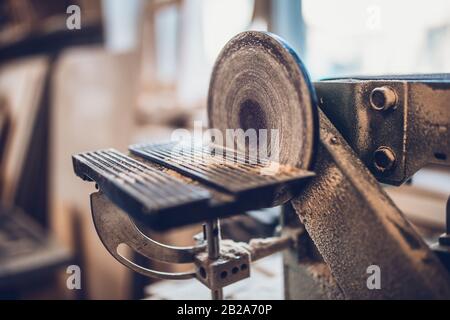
(90, 191, 204, 280)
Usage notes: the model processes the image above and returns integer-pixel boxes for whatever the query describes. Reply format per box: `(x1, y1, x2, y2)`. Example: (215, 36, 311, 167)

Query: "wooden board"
(0, 56, 49, 204)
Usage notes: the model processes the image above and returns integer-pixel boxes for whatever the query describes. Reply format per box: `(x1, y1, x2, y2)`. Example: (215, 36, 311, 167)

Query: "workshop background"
(0, 0, 449, 299)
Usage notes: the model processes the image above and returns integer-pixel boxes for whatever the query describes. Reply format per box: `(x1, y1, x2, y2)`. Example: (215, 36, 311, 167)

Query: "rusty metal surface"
(315, 78, 450, 185)
(291, 110, 450, 299)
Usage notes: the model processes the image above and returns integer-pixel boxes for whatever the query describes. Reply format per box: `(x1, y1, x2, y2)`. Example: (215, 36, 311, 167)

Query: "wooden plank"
(0, 56, 49, 205)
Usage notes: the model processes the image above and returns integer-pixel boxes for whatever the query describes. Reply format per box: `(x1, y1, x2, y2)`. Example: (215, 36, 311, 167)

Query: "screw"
(373, 146, 396, 173)
(370, 86, 397, 111)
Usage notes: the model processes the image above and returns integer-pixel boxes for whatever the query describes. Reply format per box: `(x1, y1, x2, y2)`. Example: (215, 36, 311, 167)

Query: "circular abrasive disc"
(208, 31, 318, 170)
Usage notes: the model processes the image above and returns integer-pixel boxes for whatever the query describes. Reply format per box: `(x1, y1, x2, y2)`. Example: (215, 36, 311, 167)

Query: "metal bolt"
(205, 219, 223, 300)
(370, 86, 397, 111)
(373, 146, 396, 173)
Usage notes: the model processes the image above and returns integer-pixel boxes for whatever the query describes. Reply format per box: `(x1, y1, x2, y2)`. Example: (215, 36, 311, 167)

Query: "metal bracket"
(289, 110, 450, 299)
(91, 191, 202, 280)
(315, 77, 450, 185)
(90, 191, 303, 299)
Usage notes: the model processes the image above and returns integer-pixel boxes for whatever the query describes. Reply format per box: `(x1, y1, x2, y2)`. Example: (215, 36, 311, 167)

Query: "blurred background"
(0, 0, 449, 299)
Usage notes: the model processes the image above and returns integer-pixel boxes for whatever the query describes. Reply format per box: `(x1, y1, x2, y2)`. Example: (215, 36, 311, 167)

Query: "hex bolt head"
(370, 86, 398, 111)
(373, 146, 396, 173)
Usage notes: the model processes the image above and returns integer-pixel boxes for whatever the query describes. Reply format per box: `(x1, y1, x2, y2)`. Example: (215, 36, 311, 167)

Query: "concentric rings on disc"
(207, 31, 318, 171)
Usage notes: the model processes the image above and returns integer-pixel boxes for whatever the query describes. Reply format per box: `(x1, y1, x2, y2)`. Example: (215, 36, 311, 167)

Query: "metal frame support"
(288, 110, 450, 299)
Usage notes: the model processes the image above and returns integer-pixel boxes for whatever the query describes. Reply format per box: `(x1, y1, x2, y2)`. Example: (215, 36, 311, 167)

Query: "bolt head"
(370, 86, 397, 111)
(373, 146, 396, 173)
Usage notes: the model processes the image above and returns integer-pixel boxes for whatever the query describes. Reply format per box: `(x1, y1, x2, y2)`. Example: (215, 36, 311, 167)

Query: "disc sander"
(208, 31, 318, 173)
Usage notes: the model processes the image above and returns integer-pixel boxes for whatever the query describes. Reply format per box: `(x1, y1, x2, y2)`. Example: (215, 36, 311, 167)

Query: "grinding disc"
(208, 31, 318, 172)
